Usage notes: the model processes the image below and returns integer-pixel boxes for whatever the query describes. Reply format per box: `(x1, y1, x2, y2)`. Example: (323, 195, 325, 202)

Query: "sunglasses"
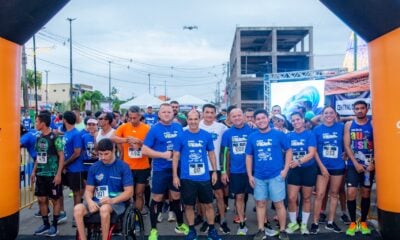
(98, 118, 105, 120)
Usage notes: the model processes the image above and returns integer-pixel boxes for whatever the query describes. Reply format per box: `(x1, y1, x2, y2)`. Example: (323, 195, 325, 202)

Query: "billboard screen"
(271, 80, 325, 118)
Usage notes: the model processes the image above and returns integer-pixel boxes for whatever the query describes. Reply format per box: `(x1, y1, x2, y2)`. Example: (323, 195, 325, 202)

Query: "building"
(227, 26, 314, 110)
(38, 83, 93, 106)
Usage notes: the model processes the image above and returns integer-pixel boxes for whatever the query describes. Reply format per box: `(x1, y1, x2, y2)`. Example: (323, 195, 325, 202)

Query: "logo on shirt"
(164, 131, 178, 139)
(96, 173, 104, 181)
(322, 132, 338, 140)
(256, 139, 272, 147)
(188, 140, 203, 148)
(291, 139, 305, 147)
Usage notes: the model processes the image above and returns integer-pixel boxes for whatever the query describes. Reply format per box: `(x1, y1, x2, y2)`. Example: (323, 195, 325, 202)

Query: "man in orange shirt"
(112, 105, 150, 212)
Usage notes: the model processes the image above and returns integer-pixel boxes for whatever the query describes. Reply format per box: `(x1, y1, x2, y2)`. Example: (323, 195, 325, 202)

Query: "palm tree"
(22, 69, 42, 110)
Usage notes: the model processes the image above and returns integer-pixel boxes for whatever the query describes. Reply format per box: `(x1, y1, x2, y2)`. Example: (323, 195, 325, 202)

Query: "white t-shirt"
(96, 128, 115, 143)
(199, 120, 228, 171)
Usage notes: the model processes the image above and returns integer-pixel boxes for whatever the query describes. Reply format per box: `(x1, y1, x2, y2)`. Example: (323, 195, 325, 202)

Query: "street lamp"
(67, 17, 76, 108)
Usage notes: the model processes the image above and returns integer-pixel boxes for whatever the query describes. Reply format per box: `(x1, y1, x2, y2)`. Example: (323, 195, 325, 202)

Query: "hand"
(366, 163, 375, 172)
(320, 166, 330, 178)
(173, 176, 181, 189)
(88, 200, 100, 213)
(53, 174, 61, 186)
(289, 160, 300, 169)
(30, 172, 36, 186)
(354, 162, 365, 173)
(211, 172, 218, 186)
(221, 173, 229, 185)
(280, 170, 288, 179)
(100, 196, 113, 205)
(164, 151, 173, 160)
(248, 175, 255, 188)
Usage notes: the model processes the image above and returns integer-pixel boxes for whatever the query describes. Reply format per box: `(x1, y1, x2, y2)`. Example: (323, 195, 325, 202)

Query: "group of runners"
(21, 99, 375, 240)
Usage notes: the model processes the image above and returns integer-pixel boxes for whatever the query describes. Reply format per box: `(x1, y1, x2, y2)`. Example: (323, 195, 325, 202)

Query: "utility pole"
(108, 61, 112, 100)
(153, 86, 156, 97)
(22, 45, 29, 111)
(67, 17, 76, 109)
(33, 35, 38, 115)
(45, 70, 49, 105)
(353, 32, 358, 71)
(148, 73, 151, 94)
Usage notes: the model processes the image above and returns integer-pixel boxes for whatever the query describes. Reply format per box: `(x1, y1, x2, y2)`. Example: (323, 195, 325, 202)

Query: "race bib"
(232, 141, 246, 154)
(322, 145, 338, 159)
(293, 151, 306, 162)
(37, 152, 48, 164)
(94, 185, 109, 200)
(166, 142, 173, 151)
(189, 163, 205, 176)
(128, 147, 142, 158)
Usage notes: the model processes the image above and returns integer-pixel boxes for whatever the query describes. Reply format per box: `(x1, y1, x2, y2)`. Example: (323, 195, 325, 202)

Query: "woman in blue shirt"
(286, 112, 317, 235)
(310, 106, 345, 234)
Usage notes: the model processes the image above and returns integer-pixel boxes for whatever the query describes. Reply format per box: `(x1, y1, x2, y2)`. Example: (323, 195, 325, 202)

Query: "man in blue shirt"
(62, 111, 85, 211)
(172, 110, 220, 240)
(74, 138, 133, 240)
(143, 105, 158, 127)
(142, 103, 188, 240)
(245, 109, 291, 240)
(221, 107, 254, 235)
(22, 111, 33, 129)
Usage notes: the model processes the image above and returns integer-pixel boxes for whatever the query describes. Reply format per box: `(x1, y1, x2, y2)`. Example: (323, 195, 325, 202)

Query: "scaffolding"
(263, 68, 348, 110)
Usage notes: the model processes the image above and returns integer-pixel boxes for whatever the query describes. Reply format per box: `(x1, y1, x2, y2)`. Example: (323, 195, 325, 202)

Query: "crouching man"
(74, 138, 133, 240)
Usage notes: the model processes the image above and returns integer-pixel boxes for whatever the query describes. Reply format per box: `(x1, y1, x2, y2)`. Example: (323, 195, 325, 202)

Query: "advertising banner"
(334, 91, 371, 116)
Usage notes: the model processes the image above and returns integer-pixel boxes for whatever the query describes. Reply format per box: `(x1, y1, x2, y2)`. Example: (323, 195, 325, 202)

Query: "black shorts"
(317, 168, 345, 176)
(209, 171, 224, 190)
(35, 176, 63, 199)
(287, 165, 318, 187)
(132, 169, 150, 184)
(82, 171, 88, 181)
(346, 166, 375, 189)
(65, 172, 85, 192)
(229, 173, 253, 195)
(181, 179, 213, 206)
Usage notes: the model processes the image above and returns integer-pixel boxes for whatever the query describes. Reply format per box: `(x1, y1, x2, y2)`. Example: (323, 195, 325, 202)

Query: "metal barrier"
(20, 149, 36, 209)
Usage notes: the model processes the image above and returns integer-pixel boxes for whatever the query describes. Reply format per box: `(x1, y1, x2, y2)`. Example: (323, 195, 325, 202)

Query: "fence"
(20, 149, 36, 209)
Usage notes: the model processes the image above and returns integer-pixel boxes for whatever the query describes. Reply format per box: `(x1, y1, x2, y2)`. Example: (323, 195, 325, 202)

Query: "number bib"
(189, 163, 205, 176)
(232, 142, 246, 154)
(293, 151, 307, 161)
(95, 185, 109, 200)
(128, 147, 142, 158)
(322, 145, 338, 159)
(37, 152, 48, 164)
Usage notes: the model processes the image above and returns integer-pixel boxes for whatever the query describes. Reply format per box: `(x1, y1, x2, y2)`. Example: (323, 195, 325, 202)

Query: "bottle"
(364, 171, 370, 186)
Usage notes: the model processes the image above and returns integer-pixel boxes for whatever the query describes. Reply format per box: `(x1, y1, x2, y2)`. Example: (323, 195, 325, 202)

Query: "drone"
(183, 25, 198, 30)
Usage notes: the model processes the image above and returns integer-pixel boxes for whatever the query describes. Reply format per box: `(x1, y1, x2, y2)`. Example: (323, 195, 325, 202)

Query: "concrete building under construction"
(227, 26, 314, 110)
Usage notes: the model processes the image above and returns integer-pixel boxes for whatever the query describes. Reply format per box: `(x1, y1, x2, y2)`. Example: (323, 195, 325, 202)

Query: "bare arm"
(141, 145, 171, 159)
(172, 151, 180, 178)
(64, 148, 81, 167)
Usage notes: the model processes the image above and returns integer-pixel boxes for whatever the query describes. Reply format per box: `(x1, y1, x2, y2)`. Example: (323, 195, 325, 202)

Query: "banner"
(325, 70, 370, 95)
(334, 91, 371, 116)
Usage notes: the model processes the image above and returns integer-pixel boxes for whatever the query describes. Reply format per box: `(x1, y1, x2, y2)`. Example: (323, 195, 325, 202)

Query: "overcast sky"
(27, 0, 353, 101)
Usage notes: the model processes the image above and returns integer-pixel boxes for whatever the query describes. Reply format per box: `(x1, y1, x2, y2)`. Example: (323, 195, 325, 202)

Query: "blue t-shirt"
(313, 122, 345, 170)
(287, 130, 316, 167)
(143, 113, 158, 127)
(348, 119, 374, 166)
(87, 159, 133, 205)
(21, 129, 39, 159)
(221, 124, 255, 174)
(143, 122, 183, 171)
(63, 128, 84, 172)
(22, 118, 32, 129)
(81, 133, 98, 170)
(245, 129, 290, 180)
(174, 129, 214, 181)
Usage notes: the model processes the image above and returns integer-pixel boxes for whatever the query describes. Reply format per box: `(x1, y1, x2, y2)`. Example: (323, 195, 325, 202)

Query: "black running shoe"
(340, 214, 351, 225)
(318, 213, 327, 224)
(325, 222, 341, 233)
(219, 221, 230, 234)
(310, 223, 319, 235)
(200, 221, 209, 233)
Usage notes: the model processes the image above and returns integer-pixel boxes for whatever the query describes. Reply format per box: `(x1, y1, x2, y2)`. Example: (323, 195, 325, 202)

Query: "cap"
(272, 114, 285, 121)
(87, 118, 98, 124)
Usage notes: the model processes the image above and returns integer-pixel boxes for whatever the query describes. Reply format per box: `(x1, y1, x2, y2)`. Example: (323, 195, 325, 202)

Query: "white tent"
(174, 94, 208, 106)
(120, 93, 164, 109)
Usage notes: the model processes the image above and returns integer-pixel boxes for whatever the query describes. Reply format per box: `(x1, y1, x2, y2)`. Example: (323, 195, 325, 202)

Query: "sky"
(26, 0, 353, 102)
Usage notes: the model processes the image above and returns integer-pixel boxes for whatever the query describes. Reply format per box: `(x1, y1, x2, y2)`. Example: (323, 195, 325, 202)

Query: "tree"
(72, 90, 106, 111)
(21, 68, 42, 111)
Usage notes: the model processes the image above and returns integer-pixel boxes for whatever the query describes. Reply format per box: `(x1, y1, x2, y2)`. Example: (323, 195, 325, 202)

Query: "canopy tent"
(120, 93, 164, 109)
(174, 94, 208, 105)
